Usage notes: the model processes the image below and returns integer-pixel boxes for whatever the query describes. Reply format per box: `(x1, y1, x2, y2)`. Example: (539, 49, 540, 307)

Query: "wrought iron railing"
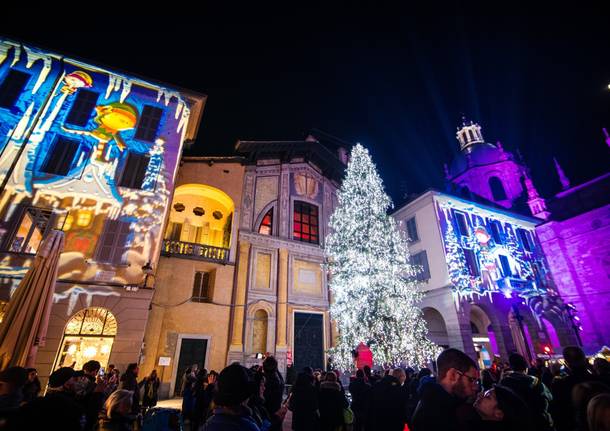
(161, 240, 229, 264)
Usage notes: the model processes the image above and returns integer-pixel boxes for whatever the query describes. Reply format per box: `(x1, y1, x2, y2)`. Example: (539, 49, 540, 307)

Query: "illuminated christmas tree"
(325, 144, 438, 368)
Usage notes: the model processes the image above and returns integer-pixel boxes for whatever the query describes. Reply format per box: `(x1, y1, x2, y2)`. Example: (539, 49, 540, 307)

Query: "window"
(41, 136, 80, 176)
(0, 70, 30, 108)
(489, 176, 507, 201)
(65, 89, 99, 126)
(192, 271, 211, 303)
(411, 250, 430, 281)
(117, 152, 150, 189)
(165, 222, 182, 241)
(463, 248, 480, 277)
(517, 228, 533, 252)
(454, 211, 469, 237)
(499, 255, 512, 277)
(406, 217, 418, 242)
(293, 201, 319, 244)
(490, 221, 503, 244)
(95, 219, 132, 265)
(134, 105, 163, 142)
(259, 208, 273, 235)
(9, 207, 52, 254)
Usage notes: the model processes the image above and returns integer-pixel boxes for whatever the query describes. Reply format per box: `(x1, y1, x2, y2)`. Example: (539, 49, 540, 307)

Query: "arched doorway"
(54, 307, 117, 371)
(470, 304, 494, 368)
(422, 307, 449, 348)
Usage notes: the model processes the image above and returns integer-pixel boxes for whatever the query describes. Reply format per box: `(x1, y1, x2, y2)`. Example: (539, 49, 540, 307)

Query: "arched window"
(489, 176, 507, 201)
(293, 201, 319, 244)
(258, 208, 273, 235)
(55, 307, 117, 371)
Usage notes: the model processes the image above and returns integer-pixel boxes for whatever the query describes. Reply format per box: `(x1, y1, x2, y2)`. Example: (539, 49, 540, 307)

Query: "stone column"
(275, 248, 289, 375)
(228, 240, 251, 364)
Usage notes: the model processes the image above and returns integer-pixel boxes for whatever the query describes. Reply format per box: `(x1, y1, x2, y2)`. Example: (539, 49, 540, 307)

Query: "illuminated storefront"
(55, 307, 117, 371)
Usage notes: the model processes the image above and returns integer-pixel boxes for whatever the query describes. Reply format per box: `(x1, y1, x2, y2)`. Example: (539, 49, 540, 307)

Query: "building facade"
(228, 138, 345, 375)
(0, 39, 205, 383)
(536, 172, 610, 355)
(139, 137, 346, 395)
(140, 157, 244, 397)
(394, 191, 577, 368)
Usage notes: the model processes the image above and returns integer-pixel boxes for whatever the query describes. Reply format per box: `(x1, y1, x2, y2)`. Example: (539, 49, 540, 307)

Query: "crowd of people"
(195, 346, 610, 431)
(0, 360, 160, 430)
(0, 345, 609, 431)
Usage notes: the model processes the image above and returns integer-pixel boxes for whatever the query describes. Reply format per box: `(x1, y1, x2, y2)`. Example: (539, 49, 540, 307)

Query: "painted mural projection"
(437, 202, 556, 310)
(0, 39, 191, 288)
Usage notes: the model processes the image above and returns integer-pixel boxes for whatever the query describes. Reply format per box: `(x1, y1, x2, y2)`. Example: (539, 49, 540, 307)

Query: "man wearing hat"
(10, 367, 83, 431)
(202, 363, 261, 431)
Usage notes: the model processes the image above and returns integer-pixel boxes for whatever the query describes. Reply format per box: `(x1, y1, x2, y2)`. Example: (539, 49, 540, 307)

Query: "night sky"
(4, 10, 609, 204)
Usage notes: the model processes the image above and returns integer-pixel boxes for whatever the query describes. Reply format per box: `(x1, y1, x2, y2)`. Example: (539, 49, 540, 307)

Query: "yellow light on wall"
(76, 211, 93, 227)
(67, 344, 77, 355)
(101, 344, 110, 354)
(63, 214, 74, 231)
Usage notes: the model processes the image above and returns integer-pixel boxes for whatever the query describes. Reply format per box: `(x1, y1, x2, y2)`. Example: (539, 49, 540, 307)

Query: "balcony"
(161, 240, 229, 264)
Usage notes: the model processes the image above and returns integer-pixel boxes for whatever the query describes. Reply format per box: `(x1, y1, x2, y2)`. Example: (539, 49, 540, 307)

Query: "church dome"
(448, 142, 509, 178)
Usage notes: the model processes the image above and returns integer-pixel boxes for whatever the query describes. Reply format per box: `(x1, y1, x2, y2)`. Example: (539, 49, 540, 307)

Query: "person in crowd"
(12, 366, 82, 431)
(366, 367, 409, 431)
(202, 363, 261, 430)
(571, 381, 610, 431)
(248, 371, 273, 430)
(181, 366, 197, 425)
(120, 363, 144, 421)
(470, 385, 534, 431)
(142, 369, 160, 413)
(480, 368, 496, 391)
(191, 368, 210, 431)
(98, 389, 135, 431)
(587, 393, 610, 431)
(0, 367, 27, 411)
(318, 371, 349, 431)
(411, 348, 480, 431)
(593, 358, 610, 387)
(289, 372, 319, 431)
(74, 360, 107, 431)
(349, 369, 371, 431)
(105, 365, 120, 396)
(551, 346, 598, 431)
(529, 358, 554, 389)
(500, 353, 554, 431)
(21, 368, 41, 404)
(262, 356, 285, 431)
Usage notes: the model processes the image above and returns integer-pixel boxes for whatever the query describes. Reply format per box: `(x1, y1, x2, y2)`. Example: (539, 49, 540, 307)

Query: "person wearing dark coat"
(365, 373, 408, 431)
(348, 369, 371, 431)
(289, 372, 320, 431)
(202, 363, 261, 431)
(318, 372, 348, 431)
(142, 369, 160, 412)
(262, 356, 285, 431)
(500, 353, 553, 431)
(411, 348, 480, 431)
(551, 346, 598, 431)
(120, 363, 144, 417)
(21, 368, 41, 404)
(10, 367, 82, 431)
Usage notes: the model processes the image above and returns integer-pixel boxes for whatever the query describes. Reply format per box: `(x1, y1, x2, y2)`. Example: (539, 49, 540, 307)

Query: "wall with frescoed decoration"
(434, 194, 565, 316)
(0, 39, 197, 289)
